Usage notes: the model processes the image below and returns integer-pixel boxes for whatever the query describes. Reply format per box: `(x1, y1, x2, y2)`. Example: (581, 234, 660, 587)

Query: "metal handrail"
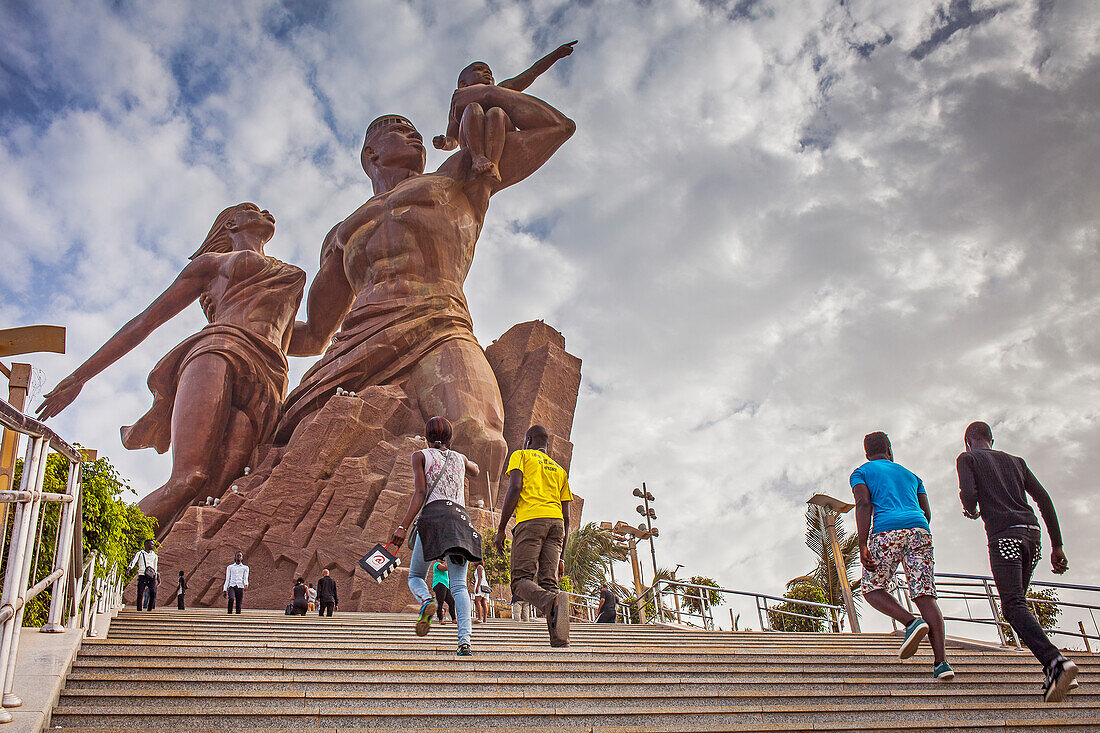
(0, 398, 81, 464)
(0, 396, 87, 723)
(641, 579, 846, 632)
(892, 571, 1100, 648)
(562, 589, 631, 624)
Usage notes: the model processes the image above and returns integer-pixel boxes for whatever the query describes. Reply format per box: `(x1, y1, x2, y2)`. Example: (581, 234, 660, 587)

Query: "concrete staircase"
(50, 608, 1099, 730)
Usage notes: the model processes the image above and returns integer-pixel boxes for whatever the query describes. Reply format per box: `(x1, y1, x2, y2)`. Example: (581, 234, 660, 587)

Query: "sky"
(2, 0, 1098, 633)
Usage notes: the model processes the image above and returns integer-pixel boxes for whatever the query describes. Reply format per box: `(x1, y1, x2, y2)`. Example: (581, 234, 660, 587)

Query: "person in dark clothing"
(957, 421, 1078, 702)
(317, 568, 339, 617)
(595, 583, 617, 623)
(128, 539, 158, 612)
(291, 577, 309, 615)
(175, 571, 187, 610)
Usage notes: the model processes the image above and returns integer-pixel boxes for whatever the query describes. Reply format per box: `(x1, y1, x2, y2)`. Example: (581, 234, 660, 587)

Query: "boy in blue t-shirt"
(850, 431, 953, 681)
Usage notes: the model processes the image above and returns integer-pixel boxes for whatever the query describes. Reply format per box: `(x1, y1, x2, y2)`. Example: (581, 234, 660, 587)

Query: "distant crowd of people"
(128, 544, 344, 618)
(851, 421, 1078, 703)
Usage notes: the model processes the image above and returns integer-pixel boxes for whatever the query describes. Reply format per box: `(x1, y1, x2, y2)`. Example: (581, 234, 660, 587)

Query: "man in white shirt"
(223, 551, 249, 614)
(128, 539, 158, 611)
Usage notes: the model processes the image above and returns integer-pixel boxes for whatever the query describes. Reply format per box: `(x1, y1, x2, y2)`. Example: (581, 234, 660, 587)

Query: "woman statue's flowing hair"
(189, 202, 260, 260)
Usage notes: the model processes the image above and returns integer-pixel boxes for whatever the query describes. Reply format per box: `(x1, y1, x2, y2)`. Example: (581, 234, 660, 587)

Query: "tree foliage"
(479, 526, 511, 589)
(768, 581, 830, 632)
(679, 575, 723, 615)
(561, 522, 628, 595)
(1000, 587, 1062, 645)
(6, 451, 156, 626)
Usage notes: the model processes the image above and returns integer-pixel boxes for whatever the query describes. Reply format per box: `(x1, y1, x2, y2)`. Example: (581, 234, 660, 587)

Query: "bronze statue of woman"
(38, 203, 306, 536)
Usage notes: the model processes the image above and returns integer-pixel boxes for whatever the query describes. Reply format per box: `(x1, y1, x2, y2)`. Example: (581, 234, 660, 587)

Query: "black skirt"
(411, 499, 483, 564)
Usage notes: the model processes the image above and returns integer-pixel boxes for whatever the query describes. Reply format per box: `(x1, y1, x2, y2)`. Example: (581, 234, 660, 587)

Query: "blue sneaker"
(415, 599, 437, 637)
(899, 618, 929, 659)
(456, 643, 473, 656)
(933, 661, 955, 681)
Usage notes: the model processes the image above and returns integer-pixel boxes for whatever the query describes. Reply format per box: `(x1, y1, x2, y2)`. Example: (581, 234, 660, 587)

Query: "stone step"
(60, 672, 1068, 692)
(69, 647, 1098, 669)
(51, 611, 1097, 730)
(46, 722, 1100, 733)
(48, 701, 1100, 729)
(56, 686, 1100, 709)
(97, 628, 910, 644)
(67, 656, 1088, 677)
(95, 634, 911, 651)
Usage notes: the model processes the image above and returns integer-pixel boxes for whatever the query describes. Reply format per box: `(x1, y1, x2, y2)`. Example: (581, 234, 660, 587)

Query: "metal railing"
(640, 579, 846, 632)
(562, 589, 630, 624)
(64, 553, 122, 640)
(893, 571, 1100, 650)
(0, 397, 88, 723)
(485, 591, 630, 624)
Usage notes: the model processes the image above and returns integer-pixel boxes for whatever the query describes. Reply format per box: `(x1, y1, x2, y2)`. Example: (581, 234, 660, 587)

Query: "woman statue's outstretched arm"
(37, 255, 218, 419)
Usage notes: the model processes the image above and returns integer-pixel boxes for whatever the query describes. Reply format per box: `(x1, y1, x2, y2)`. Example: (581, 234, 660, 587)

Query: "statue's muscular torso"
(337, 172, 485, 304)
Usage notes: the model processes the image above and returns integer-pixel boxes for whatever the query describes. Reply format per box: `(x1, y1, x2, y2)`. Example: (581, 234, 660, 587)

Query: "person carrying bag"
(389, 416, 483, 656)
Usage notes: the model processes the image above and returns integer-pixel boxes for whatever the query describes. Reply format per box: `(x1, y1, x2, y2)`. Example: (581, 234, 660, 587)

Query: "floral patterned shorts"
(862, 527, 937, 598)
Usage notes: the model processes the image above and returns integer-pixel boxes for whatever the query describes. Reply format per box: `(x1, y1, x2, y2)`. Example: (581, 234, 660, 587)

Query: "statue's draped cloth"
(275, 291, 480, 442)
(122, 258, 305, 454)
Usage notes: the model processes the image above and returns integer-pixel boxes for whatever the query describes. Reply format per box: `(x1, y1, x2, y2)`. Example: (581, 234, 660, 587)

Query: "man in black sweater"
(957, 421, 1077, 702)
(317, 569, 339, 617)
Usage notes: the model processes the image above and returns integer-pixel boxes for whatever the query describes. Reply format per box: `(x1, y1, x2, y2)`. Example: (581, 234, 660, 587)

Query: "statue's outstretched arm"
(37, 255, 218, 419)
(498, 40, 577, 92)
(439, 85, 574, 193)
(288, 226, 353, 357)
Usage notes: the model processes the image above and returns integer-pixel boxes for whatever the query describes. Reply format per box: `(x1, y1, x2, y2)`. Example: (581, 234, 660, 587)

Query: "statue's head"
(190, 203, 275, 259)
(458, 61, 494, 88)
(361, 115, 426, 181)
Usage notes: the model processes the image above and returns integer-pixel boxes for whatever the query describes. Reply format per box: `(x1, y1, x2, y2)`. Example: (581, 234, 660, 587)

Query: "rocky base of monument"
(140, 320, 582, 612)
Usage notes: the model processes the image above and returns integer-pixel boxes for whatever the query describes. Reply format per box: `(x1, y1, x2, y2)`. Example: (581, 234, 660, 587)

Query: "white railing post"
(0, 436, 44, 722)
(1, 437, 49, 710)
(43, 461, 82, 632)
(0, 436, 45, 719)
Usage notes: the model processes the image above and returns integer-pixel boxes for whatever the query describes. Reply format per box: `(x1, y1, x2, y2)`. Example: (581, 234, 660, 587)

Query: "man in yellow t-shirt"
(495, 424, 572, 646)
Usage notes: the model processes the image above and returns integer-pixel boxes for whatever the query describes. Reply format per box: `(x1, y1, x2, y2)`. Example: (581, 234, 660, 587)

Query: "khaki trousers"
(510, 517, 564, 616)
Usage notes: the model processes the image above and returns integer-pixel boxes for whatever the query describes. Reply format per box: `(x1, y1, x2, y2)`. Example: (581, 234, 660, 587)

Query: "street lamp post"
(602, 520, 658, 624)
(807, 493, 860, 634)
(634, 483, 658, 577)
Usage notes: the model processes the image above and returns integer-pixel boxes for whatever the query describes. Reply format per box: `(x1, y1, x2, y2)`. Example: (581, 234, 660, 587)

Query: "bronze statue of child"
(433, 40, 577, 180)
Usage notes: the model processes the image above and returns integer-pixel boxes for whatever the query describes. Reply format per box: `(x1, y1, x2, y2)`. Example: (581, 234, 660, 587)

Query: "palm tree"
(561, 522, 628, 595)
(791, 504, 860, 630)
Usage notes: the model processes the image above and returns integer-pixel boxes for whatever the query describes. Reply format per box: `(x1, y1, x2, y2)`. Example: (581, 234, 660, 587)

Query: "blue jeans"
(408, 534, 471, 646)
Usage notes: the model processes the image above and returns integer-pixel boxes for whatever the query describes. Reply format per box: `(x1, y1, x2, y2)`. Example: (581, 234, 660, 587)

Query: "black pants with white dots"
(988, 527, 1059, 667)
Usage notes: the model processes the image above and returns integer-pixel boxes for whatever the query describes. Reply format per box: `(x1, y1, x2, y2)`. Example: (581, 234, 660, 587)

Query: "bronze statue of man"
(281, 83, 575, 506)
(38, 204, 306, 535)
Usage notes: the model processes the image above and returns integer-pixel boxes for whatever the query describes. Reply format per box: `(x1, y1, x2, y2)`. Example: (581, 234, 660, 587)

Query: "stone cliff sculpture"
(278, 84, 575, 508)
(150, 320, 583, 612)
(38, 203, 306, 536)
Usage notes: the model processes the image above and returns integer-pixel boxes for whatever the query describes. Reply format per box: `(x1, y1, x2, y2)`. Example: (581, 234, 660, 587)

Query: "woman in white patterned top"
(390, 416, 482, 655)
